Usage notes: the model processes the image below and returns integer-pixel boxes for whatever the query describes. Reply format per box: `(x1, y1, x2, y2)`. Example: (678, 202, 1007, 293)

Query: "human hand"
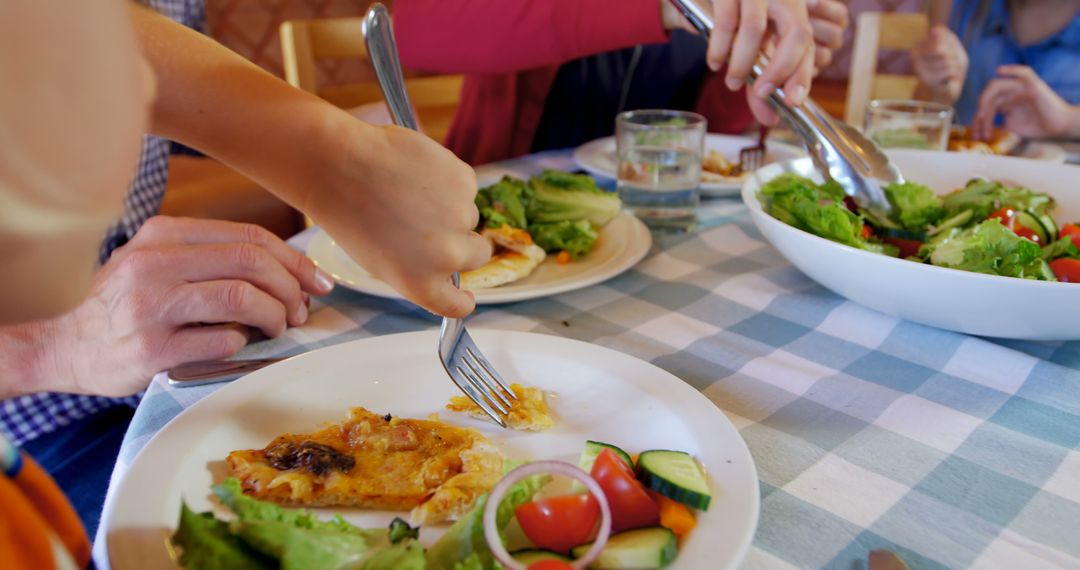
(660, 0, 814, 125)
(973, 65, 1080, 141)
(304, 124, 491, 319)
(52, 216, 334, 397)
(912, 25, 968, 103)
(807, 0, 848, 72)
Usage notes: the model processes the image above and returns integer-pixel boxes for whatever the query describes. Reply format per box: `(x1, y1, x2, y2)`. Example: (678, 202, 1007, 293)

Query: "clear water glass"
(615, 110, 706, 233)
(864, 99, 954, 151)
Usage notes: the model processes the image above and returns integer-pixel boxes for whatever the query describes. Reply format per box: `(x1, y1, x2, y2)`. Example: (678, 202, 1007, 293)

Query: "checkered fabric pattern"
(0, 0, 204, 446)
(96, 151, 1080, 569)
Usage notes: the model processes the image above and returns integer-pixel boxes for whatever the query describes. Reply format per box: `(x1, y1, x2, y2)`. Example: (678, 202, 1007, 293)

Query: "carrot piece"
(648, 490, 696, 537)
(630, 453, 639, 466)
(556, 250, 572, 264)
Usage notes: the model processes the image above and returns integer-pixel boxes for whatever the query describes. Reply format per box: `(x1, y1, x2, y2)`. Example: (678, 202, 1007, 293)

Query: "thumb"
(416, 279, 477, 319)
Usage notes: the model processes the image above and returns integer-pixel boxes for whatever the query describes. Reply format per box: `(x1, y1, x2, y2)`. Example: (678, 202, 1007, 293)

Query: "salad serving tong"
(363, 3, 516, 428)
(669, 0, 900, 219)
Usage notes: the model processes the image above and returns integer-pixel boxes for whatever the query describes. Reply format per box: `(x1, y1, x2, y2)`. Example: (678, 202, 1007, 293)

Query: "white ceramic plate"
(307, 212, 652, 304)
(573, 133, 806, 197)
(743, 149, 1080, 340)
(103, 330, 760, 570)
(1018, 141, 1067, 164)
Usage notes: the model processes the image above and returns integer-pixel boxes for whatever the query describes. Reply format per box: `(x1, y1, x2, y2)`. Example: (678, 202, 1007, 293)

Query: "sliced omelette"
(446, 383, 555, 431)
(226, 407, 503, 524)
(461, 226, 546, 290)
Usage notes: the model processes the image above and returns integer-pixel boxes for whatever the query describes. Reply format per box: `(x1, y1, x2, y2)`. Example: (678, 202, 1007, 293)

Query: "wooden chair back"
(844, 12, 930, 126)
(280, 17, 463, 141)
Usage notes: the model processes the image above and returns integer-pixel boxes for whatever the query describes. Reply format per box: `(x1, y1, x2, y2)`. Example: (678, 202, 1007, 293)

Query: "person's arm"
(394, 0, 669, 74)
(973, 64, 1080, 140)
(128, 5, 490, 318)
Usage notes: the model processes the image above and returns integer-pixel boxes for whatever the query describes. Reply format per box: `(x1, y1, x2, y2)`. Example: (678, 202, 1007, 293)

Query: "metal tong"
(669, 0, 900, 218)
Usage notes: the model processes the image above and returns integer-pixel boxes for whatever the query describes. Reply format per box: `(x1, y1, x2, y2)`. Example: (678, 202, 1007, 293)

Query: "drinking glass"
(864, 99, 953, 151)
(615, 110, 706, 233)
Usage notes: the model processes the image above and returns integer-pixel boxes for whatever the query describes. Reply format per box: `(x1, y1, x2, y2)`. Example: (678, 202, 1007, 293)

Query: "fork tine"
(451, 366, 508, 426)
(458, 364, 509, 415)
(464, 353, 514, 409)
(464, 344, 517, 401)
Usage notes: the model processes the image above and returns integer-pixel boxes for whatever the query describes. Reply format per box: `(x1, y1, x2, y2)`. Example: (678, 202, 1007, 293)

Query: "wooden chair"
(280, 17, 463, 143)
(844, 12, 930, 127)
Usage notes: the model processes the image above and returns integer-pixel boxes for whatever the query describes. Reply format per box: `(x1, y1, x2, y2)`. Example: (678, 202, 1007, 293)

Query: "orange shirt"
(0, 436, 90, 570)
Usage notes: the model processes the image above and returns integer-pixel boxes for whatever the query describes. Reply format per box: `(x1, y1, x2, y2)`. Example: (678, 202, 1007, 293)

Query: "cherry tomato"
(1060, 223, 1080, 249)
(516, 494, 599, 553)
(1050, 258, 1080, 283)
(528, 561, 575, 570)
(989, 207, 1040, 243)
(881, 236, 923, 259)
(590, 449, 660, 532)
(860, 224, 873, 240)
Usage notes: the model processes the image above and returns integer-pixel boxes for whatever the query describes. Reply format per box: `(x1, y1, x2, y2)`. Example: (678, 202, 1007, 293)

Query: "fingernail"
(726, 77, 744, 91)
(755, 81, 777, 99)
(787, 84, 807, 105)
(314, 267, 335, 293)
(295, 300, 309, 324)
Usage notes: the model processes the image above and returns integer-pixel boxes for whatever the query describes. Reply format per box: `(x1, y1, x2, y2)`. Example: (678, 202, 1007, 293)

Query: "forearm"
(0, 319, 68, 399)
(129, 5, 377, 219)
(393, 0, 667, 73)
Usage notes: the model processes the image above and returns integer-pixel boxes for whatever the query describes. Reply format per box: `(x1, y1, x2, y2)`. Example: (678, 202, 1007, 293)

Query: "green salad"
(759, 174, 1080, 283)
(476, 170, 621, 260)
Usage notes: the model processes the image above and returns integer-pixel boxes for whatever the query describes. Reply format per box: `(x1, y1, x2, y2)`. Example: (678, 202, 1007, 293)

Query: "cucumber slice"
(579, 441, 633, 473)
(636, 450, 711, 511)
(512, 549, 573, 564)
(1031, 209, 1058, 242)
(1016, 210, 1050, 243)
(928, 209, 974, 236)
(571, 527, 677, 569)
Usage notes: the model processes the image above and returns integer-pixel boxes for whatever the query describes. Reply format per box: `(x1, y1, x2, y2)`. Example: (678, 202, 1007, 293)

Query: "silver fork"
(362, 4, 516, 427)
(737, 125, 770, 174)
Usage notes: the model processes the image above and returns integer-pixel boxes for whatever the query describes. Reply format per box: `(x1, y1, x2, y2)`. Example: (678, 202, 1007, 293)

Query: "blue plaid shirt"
(0, 0, 205, 446)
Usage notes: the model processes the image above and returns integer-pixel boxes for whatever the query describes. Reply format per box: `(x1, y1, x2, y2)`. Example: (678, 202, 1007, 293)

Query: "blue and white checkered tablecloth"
(96, 150, 1080, 569)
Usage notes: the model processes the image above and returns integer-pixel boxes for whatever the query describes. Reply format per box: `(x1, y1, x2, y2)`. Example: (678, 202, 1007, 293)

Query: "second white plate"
(573, 133, 806, 197)
(306, 212, 652, 304)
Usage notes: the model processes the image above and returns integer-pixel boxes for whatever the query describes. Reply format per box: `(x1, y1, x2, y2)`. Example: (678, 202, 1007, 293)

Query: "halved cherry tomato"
(860, 224, 873, 240)
(528, 561, 575, 570)
(989, 207, 1040, 243)
(1050, 258, 1080, 282)
(1060, 223, 1080, 249)
(590, 448, 660, 532)
(516, 494, 599, 553)
(881, 236, 923, 258)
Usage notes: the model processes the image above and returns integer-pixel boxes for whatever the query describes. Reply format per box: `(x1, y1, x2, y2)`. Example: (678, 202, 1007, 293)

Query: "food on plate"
(948, 126, 1021, 155)
(446, 383, 555, 431)
(470, 170, 621, 289)
(759, 174, 1080, 282)
(225, 407, 504, 524)
(701, 150, 743, 181)
(479, 442, 709, 569)
(172, 478, 425, 570)
(461, 227, 547, 290)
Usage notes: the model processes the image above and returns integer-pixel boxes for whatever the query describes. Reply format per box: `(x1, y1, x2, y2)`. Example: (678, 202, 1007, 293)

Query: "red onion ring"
(482, 461, 612, 570)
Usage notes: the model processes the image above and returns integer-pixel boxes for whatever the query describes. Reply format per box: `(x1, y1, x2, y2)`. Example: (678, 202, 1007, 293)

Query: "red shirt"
(394, 0, 754, 165)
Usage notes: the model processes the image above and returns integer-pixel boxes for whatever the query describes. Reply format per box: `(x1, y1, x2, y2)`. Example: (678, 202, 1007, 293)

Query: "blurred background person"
(394, 0, 849, 165)
(914, 0, 1080, 125)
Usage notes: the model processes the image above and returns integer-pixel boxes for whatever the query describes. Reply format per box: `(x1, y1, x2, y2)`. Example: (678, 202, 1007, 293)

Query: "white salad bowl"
(742, 149, 1080, 340)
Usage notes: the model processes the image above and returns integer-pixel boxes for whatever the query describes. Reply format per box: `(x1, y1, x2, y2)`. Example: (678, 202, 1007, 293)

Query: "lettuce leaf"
(529, 220, 598, 258)
(1042, 237, 1080, 261)
(941, 178, 1055, 218)
(526, 170, 621, 228)
(363, 541, 427, 569)
(928, 219, 1051, 279)
(476, 177, 531, 230)
(171, 502, 272, 570)
(760, 174, 889, 253)
(883, 181, 945, 231)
